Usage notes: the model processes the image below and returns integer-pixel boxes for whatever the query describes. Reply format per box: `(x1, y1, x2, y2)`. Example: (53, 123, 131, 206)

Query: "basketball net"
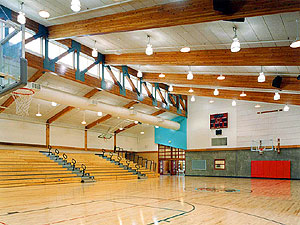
(11, 88, 35, 117)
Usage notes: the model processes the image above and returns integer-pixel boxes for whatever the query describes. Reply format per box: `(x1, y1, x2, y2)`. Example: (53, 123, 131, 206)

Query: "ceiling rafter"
(143, 73, 300, 92)
(172, 86, 300, 106)
(106, 47, 300, 66)
(48, 0, 300, 39)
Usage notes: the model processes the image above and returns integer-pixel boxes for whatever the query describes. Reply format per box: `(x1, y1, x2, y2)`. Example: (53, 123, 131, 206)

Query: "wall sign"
(210, 113, 228, 129)
(214, 159, 226, 170)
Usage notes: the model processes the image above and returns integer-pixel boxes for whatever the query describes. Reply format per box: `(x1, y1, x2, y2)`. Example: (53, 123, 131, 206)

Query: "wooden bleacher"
(65, 153, 138, 181)
(0, 150, 81, 188)
(110, 153, 159, 178)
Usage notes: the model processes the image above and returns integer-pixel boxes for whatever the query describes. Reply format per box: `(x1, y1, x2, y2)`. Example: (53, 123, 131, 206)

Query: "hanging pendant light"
(214, 89, 219, 96)
(231, 27, 240, 53)
(258, 66, 265, 83)
(17, 2, 26, 24)
(274, 92, 280, 100)
(188, 88, 194, 93)
(145, 35, 153, 55)
(71, 0, 81, 12)
(36, 104, 42, 117)
(217, 74, 225, 80)
(240, 91, 246, 97)
(92, 41, 98, 57)
(39, 10, 50, 19)
(290, 19, 300, 48)
(137, 66, 143, 78)
(187, 66, 193, 80)
(180, 47, 190, 53)
(283, 104, 290, 112)
(232, 100, 237, 106)
(159, 73, 165, 78)
(168, 85, 173, 92)
(81, 111, 86, 125)
(191, 95, 195, 102)
(97, 111, 103, 117)
(51, 102, 57, 107)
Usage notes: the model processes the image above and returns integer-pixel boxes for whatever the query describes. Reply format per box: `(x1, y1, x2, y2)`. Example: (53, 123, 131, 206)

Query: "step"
(0, 177, 81, 184)
(0, 170, 70, 175)
(0, 178, 80, 188)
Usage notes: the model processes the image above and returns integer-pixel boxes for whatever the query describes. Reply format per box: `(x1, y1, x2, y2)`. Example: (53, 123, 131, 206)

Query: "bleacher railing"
(114, 147, 157, 172)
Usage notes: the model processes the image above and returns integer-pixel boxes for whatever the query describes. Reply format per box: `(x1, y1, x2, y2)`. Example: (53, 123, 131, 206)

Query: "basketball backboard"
(0, 19, 27, 97)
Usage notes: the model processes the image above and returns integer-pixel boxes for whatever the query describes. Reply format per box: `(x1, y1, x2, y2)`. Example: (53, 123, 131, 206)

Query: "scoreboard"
(210, 113, 228, 129)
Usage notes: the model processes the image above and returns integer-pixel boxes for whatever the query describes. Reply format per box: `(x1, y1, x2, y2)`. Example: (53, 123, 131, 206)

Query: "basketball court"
(0, 0, 300, 224)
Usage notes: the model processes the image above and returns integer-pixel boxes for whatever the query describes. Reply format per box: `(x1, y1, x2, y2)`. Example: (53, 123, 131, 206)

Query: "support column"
(85, 129, 87, 151)
(46, 123, 50, 147)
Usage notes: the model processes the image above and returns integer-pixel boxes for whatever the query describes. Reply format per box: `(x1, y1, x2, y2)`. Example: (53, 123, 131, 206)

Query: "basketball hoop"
(11, 88, 35, 117)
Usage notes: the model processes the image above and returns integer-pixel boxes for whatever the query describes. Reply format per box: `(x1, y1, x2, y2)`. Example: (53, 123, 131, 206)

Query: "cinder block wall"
(186, 148, 300, 179)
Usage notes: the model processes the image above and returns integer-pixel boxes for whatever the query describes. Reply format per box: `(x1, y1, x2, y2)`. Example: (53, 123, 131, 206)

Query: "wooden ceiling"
(48, 0, 300, 39)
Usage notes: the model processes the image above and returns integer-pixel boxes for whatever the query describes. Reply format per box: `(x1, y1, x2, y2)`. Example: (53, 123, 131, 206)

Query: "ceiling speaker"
(272, 76, 282, 89)
(213, 0, 246, 15)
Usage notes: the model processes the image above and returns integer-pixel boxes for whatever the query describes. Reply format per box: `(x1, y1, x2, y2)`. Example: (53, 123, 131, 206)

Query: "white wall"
(0, 119, 45, 145)
(188, 97, 300, 149)
(0, 118, 139, 150)
(137, 127, 158, 152)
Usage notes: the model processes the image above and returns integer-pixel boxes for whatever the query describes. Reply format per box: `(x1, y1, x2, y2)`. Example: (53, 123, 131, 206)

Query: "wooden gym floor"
(0, 176, 299, 225)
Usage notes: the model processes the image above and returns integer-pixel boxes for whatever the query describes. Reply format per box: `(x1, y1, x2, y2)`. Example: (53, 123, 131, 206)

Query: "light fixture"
(274, 92, 280, 100)
(36, 104, 42, 117)
(134, 121, 139, 124)
(92, 41, 98, 57)
(255, 104, 261, 108)
(188, 88, 194, 93)
(191, 95, 195, 102)
(81, 111, 86, 125)
(97, 111, 103, 117)
(71, 0, 81, 12)
(283, 104, 290, 112)
(258, 66, 265, 83)
(51, 102, 57, 107)
(187, 71, 193, 80)
(39, 10, 50, 19)
(140, 131, 145, 135)
(217, 74, 225, 80)
(180, 47, 190, 53)
(119, 127, 124, 130)
(214, 89, 219, 96)
(129, 106, 134, 109)
(145, 35, 153, 55)
(231, 27, 240, 53)
(168, 85, 173, 92)
(290, 19, 300, 48)
(232, 100, 237, 106)
(240, 91, 246, 97)
(155, 126, 159, 128)
(17, 2, 26, 25)
(209, 100, 214, 104)
(137, 70, 143, 78)
(159, 73, 165, 78)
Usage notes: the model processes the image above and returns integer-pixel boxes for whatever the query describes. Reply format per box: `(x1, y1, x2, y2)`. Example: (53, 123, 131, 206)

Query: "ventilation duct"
(33, 86, 180, 130)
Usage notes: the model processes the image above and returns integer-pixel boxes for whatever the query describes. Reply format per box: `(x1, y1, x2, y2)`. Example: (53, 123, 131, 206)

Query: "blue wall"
(155, 116, 187, 150)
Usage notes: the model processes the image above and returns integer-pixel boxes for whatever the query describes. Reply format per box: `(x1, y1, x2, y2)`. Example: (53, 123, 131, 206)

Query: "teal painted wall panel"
(155, 116, 187, 150)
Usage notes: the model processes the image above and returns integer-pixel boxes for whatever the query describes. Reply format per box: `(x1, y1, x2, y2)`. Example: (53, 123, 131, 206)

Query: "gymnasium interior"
(0, 0, 300, 224)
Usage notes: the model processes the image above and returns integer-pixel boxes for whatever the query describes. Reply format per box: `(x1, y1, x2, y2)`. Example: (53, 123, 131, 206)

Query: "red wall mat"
(251, 161, 291, 179)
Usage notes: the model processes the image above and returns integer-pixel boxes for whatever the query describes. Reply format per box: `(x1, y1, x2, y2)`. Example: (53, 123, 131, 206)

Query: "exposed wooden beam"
(106, 66, 120, 85)
(25, 52, 185, 117)
(106, 47, 300, 66)
(172, 86, 300, 106)
(156, 88, 168, 105)
(85, 101, 138, 130)
(85, 114, 112, 130)
(0, 69, 44, 113)
(46, 89, 98, 124)
(115, 109, 166, 134)
(48, 0, 300, 39)
(143, 73, 300, 92)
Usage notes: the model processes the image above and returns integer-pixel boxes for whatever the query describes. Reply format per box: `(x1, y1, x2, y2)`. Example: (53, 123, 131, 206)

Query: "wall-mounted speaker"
(272, 76, 282, 89)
